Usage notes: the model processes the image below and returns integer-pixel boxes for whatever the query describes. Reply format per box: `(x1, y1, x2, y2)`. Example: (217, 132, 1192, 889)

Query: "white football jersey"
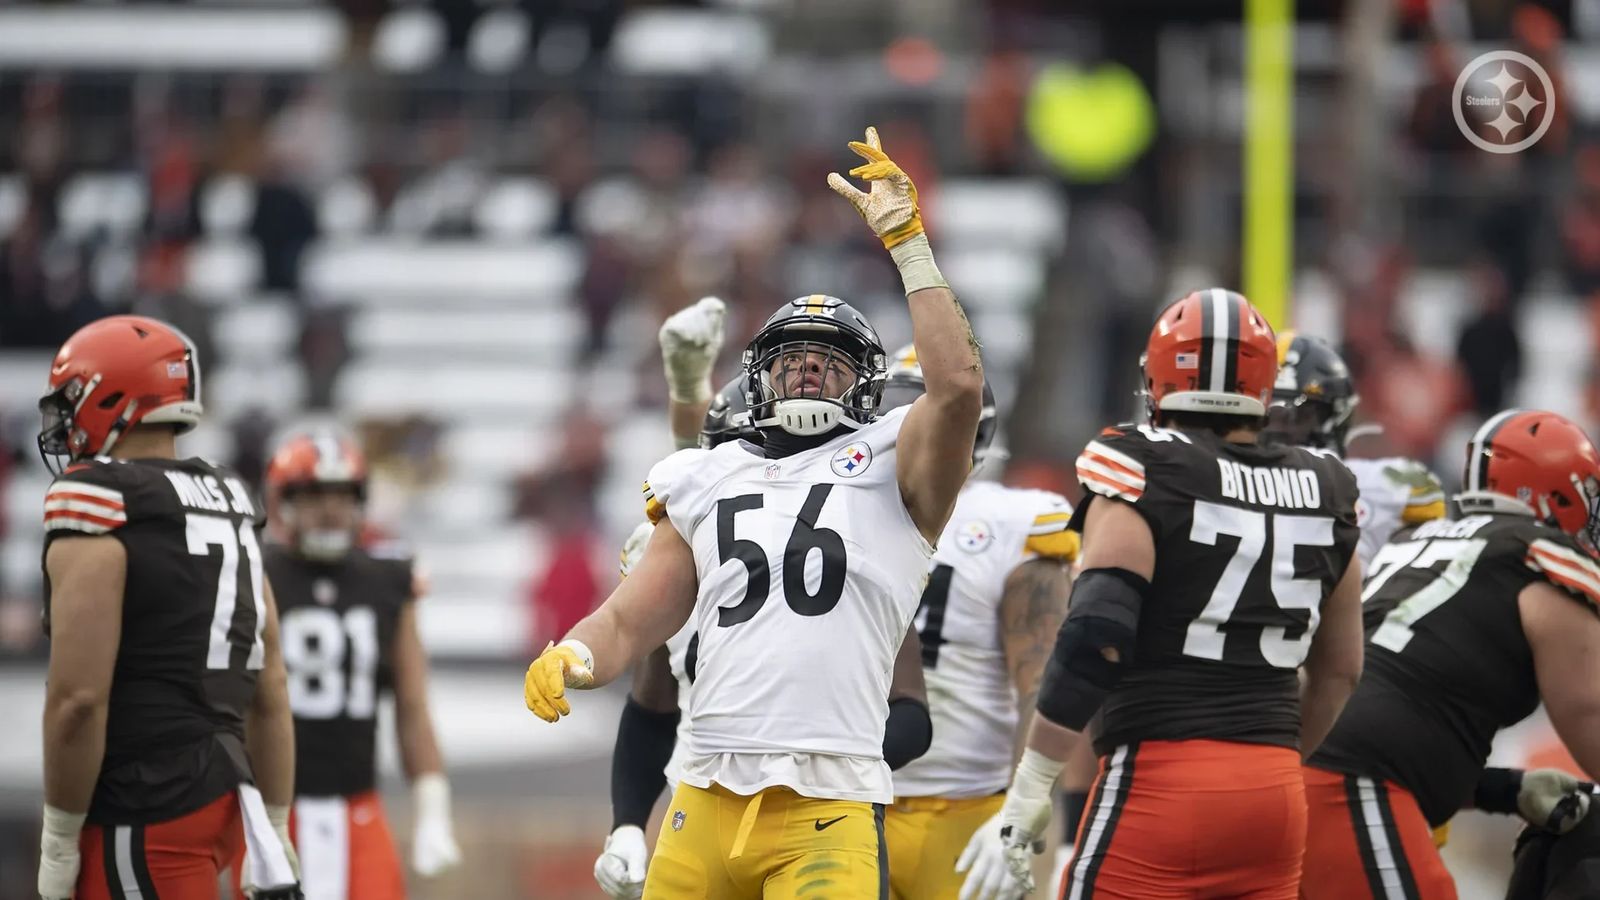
(642, 405, 931, 803)
(1344, 456, 1446, 568)
(892, 481, 1076, 799)
(619, 520, 696, 784)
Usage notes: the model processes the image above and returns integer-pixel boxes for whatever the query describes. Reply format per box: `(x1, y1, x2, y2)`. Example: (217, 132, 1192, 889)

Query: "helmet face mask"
(36, 383, 80, 475)
(1573, 473, 1600, 554)
(279, 484, 363, 562)
(744, 296, 887, 437)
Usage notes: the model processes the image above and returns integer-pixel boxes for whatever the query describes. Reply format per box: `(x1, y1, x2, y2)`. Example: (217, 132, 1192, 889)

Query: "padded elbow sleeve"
(1036, 567, 1147, 731)
(883, 697, 933, 770)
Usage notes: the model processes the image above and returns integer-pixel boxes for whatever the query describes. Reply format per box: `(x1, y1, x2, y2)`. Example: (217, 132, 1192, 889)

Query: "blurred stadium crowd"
(3, 0, 1600, 896)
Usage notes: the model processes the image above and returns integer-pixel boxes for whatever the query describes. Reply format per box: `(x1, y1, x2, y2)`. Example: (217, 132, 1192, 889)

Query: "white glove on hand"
(593, 824, 650, 899)
(412, 773, 462, 877)
(1519, 768, 1594, 834)
(998, 749, 1063, 893)
(37, 805, 85, 900)
(659, 296, 727, 404)
(956, 811, 1027, 900)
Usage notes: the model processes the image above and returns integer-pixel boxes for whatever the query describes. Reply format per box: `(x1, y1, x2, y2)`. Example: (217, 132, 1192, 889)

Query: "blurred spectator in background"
(965, 49, 1031, 176)
(1456, 263, 1523, 418)
(514, 405, 608, 650)
(1561, 144, 1600, 298)
(1407, 37, 1469, 159)
(1360, 330, 1469, 465)
(0, 192, 102, 348)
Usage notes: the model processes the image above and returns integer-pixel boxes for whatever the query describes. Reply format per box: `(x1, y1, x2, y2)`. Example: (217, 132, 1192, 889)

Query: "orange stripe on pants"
(1061, 740, 1305, 900)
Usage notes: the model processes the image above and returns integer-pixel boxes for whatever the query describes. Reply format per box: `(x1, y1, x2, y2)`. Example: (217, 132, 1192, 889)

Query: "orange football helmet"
(265, 430, 368, 559)
(1141, 289, 1277, 422)
(37, 315, 202, 472)
(1458, 409, 1600, 547)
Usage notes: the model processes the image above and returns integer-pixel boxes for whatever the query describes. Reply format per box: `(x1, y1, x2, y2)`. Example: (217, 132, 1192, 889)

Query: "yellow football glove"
(827, 126, 925, 249)
(524, 640, 595, 722)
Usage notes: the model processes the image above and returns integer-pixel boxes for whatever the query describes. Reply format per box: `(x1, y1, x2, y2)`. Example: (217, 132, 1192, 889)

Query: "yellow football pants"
(643, 782, 886, 899)
(883, 793, 1005, 900)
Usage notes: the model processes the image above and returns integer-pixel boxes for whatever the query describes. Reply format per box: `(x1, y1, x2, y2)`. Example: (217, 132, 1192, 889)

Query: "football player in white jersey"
(526, 125, 984, 898)
(1262, 331, 1447, 567)
(872, 348, 1079, 900)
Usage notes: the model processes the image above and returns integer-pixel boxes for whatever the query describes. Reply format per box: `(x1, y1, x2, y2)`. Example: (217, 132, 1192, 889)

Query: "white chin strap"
(758, 399, 861, 436)
(298, 529, 354, 561)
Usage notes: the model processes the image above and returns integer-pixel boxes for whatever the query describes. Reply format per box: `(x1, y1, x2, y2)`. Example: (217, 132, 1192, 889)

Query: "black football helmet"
(701, 376, 762, 448)
(879, 343, 998, 466)
(743, 295, 887, 436)
(1261, 331, 1359, 456)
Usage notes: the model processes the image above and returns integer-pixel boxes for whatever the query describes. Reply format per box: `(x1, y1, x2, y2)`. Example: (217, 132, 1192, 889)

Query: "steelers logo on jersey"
(831, 443, 873, 478)
(956, 519, 995, 553)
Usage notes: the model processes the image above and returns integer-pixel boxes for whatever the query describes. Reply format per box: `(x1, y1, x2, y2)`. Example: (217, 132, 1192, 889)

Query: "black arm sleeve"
(883, 696, 933, 770)
(1473, 767, 1524, 815)
(610, 697, 681, 830)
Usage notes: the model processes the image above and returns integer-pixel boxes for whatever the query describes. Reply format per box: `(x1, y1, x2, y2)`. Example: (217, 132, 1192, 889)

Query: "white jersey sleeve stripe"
(1077, 468, 1144, 503)
(44, 498, 128, 522)
(44, 515, 118, 535)
(1082, 441, 1146, 479)
(1076, 457, 1145, 494)
(46, 481, 125, 506)
(1527, 541, 1600, 606)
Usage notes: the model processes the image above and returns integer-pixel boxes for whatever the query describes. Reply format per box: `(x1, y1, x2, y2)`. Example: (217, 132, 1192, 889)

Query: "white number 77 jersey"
(641, 406, 931, 804)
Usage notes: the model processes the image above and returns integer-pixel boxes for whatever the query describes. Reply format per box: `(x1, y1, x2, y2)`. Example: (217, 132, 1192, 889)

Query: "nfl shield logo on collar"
(671, 810, 687, 831)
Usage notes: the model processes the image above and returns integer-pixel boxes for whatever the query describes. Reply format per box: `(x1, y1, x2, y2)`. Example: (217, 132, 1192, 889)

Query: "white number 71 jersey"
(641, 405, 931, 804)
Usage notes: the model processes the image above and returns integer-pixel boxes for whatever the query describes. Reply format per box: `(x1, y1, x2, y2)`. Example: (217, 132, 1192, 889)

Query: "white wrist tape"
(42, 804, 86, 844)
(413, 772, 452, 823)
(1009, 749, 1065, 801)
(889, 233, 949, 295)
(558, 639, 596, 685)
